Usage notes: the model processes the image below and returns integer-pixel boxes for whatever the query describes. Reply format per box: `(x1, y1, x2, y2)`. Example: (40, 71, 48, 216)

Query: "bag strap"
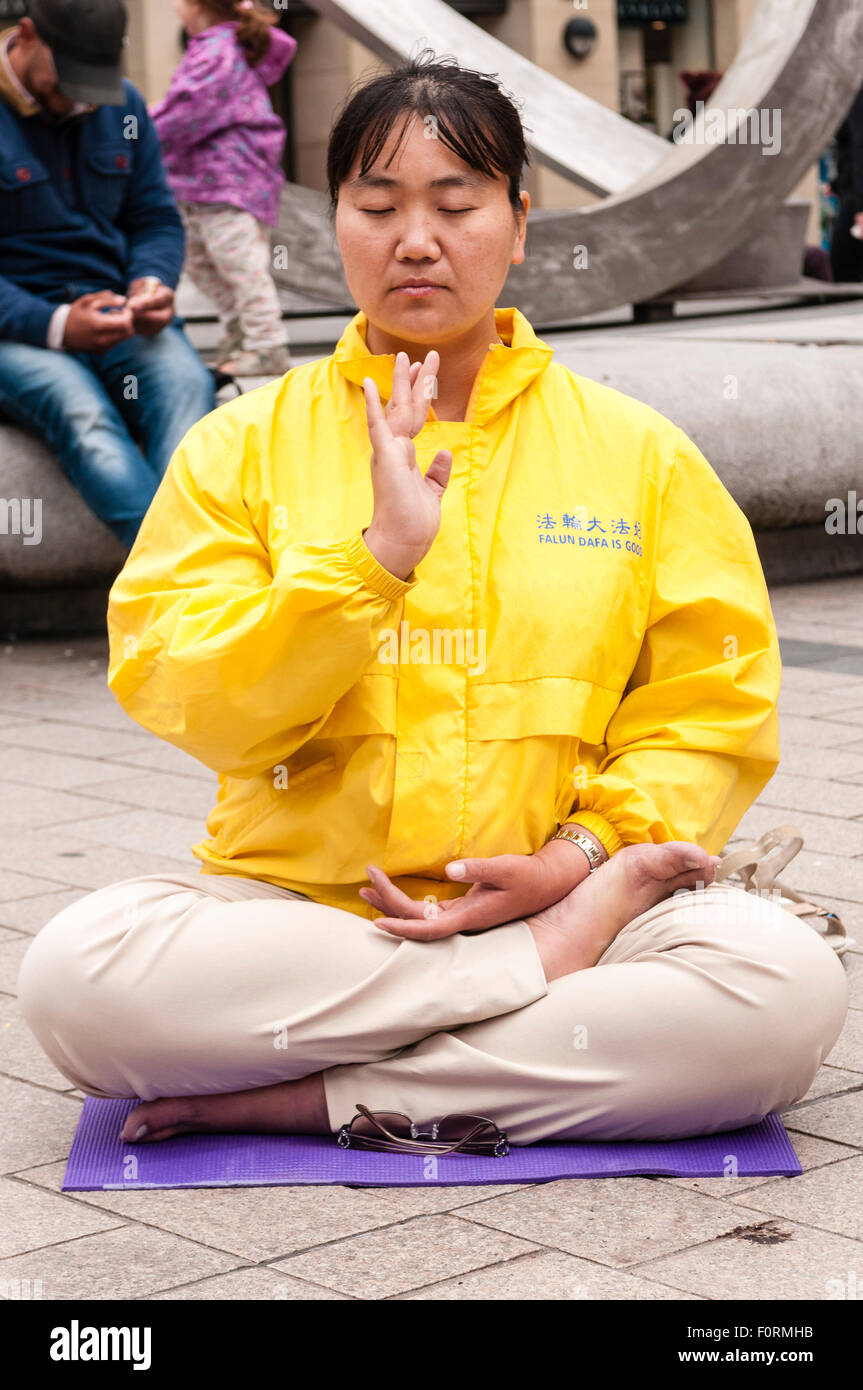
(715, 824, 803, 892)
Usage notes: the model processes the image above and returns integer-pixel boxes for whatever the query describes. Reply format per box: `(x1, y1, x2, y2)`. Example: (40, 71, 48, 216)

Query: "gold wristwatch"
(549, 824, 606, 872)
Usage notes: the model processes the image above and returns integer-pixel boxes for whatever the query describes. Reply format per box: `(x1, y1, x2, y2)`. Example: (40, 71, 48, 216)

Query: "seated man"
(0, 0, 216, 549)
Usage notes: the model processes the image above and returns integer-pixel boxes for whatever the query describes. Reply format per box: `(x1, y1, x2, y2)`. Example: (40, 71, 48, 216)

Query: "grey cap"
(27, 0, 127, 106)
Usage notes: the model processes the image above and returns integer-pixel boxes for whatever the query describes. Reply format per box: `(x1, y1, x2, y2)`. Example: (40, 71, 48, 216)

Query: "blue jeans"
(0, 321, 216, 548)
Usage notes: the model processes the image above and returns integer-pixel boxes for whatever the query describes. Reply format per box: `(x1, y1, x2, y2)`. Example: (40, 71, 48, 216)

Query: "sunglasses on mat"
(337, 1103, 509, 1157)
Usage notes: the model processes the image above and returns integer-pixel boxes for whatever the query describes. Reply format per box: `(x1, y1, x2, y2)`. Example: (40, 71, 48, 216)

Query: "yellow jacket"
(107, 307, 781, 917)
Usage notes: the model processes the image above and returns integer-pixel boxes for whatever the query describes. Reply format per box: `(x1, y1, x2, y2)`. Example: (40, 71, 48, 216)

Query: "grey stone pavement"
(0, 574, 861, 1302)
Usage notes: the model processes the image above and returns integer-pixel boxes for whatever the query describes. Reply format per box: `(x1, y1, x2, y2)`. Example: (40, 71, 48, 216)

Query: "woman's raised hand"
(361, 350, 453, 580)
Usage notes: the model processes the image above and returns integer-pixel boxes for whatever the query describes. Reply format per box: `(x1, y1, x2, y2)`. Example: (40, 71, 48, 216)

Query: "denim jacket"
(0, 67, 184, 346)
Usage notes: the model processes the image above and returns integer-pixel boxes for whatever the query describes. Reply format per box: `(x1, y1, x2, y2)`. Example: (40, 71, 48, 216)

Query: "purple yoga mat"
(62, 1098, 801, 1190)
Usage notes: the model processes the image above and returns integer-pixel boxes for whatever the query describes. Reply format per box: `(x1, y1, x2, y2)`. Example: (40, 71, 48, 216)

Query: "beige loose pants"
(18, 872, 848, 1144)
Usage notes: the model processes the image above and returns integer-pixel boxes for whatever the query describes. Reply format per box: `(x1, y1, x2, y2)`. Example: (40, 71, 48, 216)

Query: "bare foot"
(119, 1072, 329, 1144)
(527, 841, 721, 983)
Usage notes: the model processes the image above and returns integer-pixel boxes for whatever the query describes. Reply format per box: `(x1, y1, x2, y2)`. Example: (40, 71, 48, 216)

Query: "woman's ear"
(511, 191, 530, 267)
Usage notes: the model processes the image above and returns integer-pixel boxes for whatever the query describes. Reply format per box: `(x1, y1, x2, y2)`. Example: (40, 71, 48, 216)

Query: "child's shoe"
(218, 345, 292, 376)
(216, 317, 242, 361)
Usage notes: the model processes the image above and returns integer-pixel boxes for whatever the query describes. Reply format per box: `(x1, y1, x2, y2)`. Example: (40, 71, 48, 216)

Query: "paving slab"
(836, 769, 863, 788)
(0, 829, 196, 890)
(0, 689, 135, 730)
(0, 934, 31, 994)
(779, 691, 863, 718)
(0, 714, 32, 731)
(778, 667, 863, 694)
(0, 783, 122, 833)
(779, 852, 863, 906)
(0, 744, 145, 792)
(358, 1182, 535, 1219)
(798, 1064, 863, 1103)
(455, 1178, 762, 1267)
(67, 808, 206, 864)
(0, 1222, 240, 1302)
(777, 624, 863, 651)
(734, 804, 863, 859)
(0, 722, 151, 762)
(842, 955, 863, 1008)
(754, 771, 863, 819)
(146, 1267, 352, 1300)
(0, 639, 109, 666)
(730, 1154, 863, 1242)
(0, 995, 73, 1091)
(0, 868, 70, 902)
(818, 1008, 863, 1075)
(20, 1164, 400, 1262)
(395, 1247, 703, 1300)
(273, 1214, 539, 1299)
(0, 1177, 123, 1258)
(628, 1219, 863, 1301)
(0, 702, 152, 738)
(0, 1076, 82, 1175)
(783, 1090, 863, 1147)
(777, 745, 863, 781)
(771, 714, 863, 751)
(778, 628, 861, 653)
(0, 889, 86, 936)
(110, 743, 216, 782)
(73, 772, 217, 820)
(823, 708, 863, 728)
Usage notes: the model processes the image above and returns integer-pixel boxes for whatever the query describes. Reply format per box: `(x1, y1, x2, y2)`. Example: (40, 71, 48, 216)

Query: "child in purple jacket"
(151, 0, 297, 376)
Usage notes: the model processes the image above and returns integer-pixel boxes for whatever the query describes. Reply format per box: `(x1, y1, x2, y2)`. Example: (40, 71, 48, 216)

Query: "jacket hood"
(192, 23, 297, 88)
(333, 306, 555, 422)
(255, 25, 297, 87)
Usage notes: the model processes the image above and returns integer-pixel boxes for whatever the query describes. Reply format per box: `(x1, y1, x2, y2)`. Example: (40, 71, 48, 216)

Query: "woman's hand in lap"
(360, 842, 591, 939)
(362, 350, 453, 580)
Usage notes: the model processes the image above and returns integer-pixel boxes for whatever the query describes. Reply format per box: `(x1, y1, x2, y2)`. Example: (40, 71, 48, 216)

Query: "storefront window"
(619, 0, 715, 138)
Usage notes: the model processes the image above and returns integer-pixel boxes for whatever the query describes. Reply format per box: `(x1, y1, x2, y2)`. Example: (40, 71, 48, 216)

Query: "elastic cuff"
(566, 810, 626, 858)
(343, 530, 417, 601)
(47, 303, 72, 350)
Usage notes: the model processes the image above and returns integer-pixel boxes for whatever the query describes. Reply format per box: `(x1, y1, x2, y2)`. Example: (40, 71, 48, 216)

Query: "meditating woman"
(19, 55, 847, 1148)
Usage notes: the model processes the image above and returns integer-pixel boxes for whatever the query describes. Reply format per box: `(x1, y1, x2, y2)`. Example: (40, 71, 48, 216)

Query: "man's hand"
(359, 838, 595, 940)
(126, 277, 174, 337)
(63, 291, 134, 353)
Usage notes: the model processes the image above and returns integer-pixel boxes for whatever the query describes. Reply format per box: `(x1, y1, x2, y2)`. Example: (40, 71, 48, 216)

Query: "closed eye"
(360, 207, 477, 216)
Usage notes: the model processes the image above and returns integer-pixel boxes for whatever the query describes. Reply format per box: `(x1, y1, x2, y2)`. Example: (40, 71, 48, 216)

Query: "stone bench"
(0, 423, 126, 636)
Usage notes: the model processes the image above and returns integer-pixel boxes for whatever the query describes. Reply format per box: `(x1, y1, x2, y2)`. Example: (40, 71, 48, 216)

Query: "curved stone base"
(563, 338, 863, 531)
(755, 524, 863, 586)
(0, 424, 126, 592)
(1, 586, 114, 640)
